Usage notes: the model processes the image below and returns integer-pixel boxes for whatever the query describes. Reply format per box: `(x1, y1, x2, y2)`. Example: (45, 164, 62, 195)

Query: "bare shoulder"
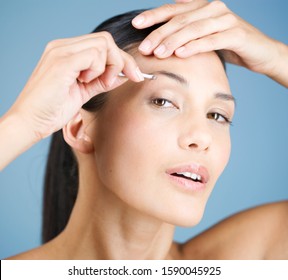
(7, 246, 49, 260)
(180, 201, 288, 259)
(6, 238, 63, 260)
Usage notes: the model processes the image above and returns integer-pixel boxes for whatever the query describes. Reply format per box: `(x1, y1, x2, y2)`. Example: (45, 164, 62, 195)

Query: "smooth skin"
(29, 51, 235, 259)
(133, 0, 288, 87)
(1, 1, 288, 259)
(0, 32, 144, 171)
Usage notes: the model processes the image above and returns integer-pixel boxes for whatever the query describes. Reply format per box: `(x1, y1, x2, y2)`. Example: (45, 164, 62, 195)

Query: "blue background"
(0, 0, 287, 259)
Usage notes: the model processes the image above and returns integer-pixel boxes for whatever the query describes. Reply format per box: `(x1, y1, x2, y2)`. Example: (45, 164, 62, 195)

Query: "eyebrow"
(153, 70, 189, 86)
(214, 93, 236, 106)
(151, 70, 236, 106)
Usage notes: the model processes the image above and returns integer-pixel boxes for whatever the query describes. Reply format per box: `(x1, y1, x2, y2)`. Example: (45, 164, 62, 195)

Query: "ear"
(63, 111, 94, 154)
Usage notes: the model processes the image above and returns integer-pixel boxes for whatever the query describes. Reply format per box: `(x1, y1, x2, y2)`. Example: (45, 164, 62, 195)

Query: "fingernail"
(154, 44, 166, 56)
(132, 15, 145, 26)
(135, 67, 144, 81)
(138, 40, 152, 53)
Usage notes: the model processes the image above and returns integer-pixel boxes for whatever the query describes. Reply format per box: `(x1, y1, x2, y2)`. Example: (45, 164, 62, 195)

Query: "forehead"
(134, 51, 230, 92)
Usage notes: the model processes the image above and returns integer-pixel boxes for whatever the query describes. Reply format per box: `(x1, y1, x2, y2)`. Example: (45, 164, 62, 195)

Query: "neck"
(57, 166, 177, 260)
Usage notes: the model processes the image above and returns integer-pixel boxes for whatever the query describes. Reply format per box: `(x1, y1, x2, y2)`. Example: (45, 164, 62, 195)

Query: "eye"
(207, 112, 232, 125)
(151, 98, 176, 109)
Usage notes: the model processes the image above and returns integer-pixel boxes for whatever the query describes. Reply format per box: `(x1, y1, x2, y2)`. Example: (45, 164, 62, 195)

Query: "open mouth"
(171, 172, 202, 183)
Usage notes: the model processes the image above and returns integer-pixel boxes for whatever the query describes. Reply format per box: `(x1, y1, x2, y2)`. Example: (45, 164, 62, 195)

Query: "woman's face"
(90, 51, 234, 227)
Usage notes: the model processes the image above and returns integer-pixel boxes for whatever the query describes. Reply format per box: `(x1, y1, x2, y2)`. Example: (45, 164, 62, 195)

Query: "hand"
(8, 32, 143, 140)
(132, 0, 286, 79)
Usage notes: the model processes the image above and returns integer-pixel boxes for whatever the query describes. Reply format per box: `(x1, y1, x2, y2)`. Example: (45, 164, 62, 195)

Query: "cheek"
(94, 106, 167, 200)
(213, 131, 231, 178)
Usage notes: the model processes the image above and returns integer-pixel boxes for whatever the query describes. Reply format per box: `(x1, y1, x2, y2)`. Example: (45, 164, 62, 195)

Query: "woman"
(1, 0, 287, 259)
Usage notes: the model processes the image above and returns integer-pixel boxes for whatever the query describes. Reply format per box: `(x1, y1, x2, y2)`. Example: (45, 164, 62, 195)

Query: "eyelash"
(207, 112, 232, 125)
(151, 98, 232, 125)
(151, 98, 176, 109)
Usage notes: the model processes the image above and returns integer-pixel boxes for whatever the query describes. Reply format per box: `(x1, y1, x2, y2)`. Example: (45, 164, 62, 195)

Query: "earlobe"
(63, 112, 94, 154)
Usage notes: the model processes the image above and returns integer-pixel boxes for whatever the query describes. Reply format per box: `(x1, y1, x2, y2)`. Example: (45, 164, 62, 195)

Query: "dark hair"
(42, 9, 226, 243)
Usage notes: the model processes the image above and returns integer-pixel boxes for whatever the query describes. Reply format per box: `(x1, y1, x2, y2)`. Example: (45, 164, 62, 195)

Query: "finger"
(36, 33, 110, 77)
(174, 28, 245, 57)
(48, 37, 109, 57)
(81, 74, 128, 103)
(60, 34, 141, 85)
(138, 1, 228, 55)
(132, 1, 207, 29)
(83, 50, 148, 99)
(63, 46, 108, 85)
(36, 32, 110, 70)
(43, 32, 116, 52)
(37, 32, 128, 77)
(79, 35, 124, 84)
(63, 51, 127, 103)
(58, 32, 142, 84)
(118, 50, 144, 82)
(137, 11, 190, 55)
(97, 48, 144, 86)
(80, 52, 140, 100)
(153, 13, 238, 58)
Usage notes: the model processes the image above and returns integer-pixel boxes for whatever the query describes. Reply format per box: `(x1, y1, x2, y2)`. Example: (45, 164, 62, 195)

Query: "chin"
(159, 205, 206, 228)
(174, 212, 204, 228)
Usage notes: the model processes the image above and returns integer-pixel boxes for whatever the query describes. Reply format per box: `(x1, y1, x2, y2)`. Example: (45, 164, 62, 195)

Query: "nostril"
(178, 125, 212, 152)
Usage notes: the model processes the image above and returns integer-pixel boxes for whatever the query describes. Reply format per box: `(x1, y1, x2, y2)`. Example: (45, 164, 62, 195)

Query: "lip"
(166, 163, 210, 192)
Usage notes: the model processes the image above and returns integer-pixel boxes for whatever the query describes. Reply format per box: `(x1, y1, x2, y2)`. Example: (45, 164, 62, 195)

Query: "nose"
(178, 120, 212, 152)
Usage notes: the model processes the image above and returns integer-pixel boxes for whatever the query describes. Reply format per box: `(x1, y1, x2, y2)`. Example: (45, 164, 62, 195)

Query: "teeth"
(191, 173, 197, 180)
(176, 172, 202, 182)
(182, 172, 191, 178)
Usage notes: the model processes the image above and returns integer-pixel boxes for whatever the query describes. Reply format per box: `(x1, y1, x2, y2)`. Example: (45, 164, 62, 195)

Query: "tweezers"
(118, 72, 156, 80)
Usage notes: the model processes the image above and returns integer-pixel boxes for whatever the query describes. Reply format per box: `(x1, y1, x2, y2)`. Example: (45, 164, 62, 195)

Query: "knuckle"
(150, 28, 167, 39)
(225, 12, 238, 25)
(206, 36, 218, 49)
(94, 48, 109, 63)
(96, 36, 109, 48)
(210, 0, 227, 11)
(163, 39, 176, 52)
(162, 3, 178, 14)
(99, 31, 113, 39)
(98, 31, 114, 44)
(45, 45, 60, 59)
(189, 21, 203, 35)
(45, 39, 60, 52)
(93, 63, 105, 76)
(83, 47, 103, 64)
(172, 14, 190, 26)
